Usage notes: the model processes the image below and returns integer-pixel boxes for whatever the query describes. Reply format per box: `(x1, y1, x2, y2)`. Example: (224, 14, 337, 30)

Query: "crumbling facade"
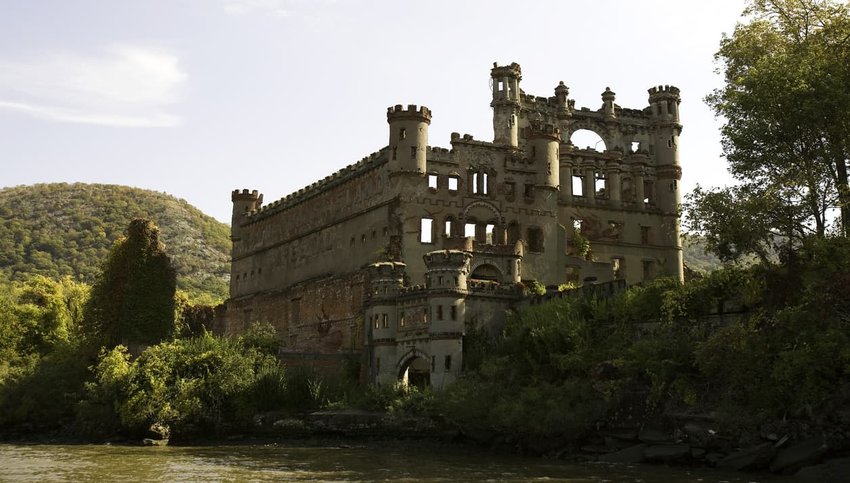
(221, 62, 683, 387)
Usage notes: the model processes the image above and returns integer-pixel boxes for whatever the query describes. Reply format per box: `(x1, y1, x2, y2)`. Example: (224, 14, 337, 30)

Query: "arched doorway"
(398, 354, 430, 389)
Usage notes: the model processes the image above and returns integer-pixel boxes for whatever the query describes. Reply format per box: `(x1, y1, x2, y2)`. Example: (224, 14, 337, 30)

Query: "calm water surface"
(0, 442, 785, 482)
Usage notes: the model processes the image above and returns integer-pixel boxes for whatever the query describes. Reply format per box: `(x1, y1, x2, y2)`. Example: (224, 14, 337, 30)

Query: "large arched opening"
(470, 263, 502, 282)
(569, 129, 607, 152)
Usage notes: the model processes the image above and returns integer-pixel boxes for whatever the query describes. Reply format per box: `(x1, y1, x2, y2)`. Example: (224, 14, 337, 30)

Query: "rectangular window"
(524, 183, 534, 198)
(643, 180, 655, 204)
(640, 226, 652, 245)
(382, 313, 389, 329)
(572, 175, 584, 196)
(464, 223, 476, 238)
(445, 219, 453, 237)
(373, 315, 379, 329)
(428, 174, 438, 189)
(642, 260, 655, 281)
(482, 173, 489, 195)
(444, 355, 452, 371)
(437, 305, 443, 320)
(420, 218, 433, 243)
(595, 173, 607, 197)
(410, 146, 417, 158)
(399, 313, 406, 327)
(450, 305, 457, 321)
(612, 257, 624, 279)
(485, 224, 495, 244)
(472, 172, 479, 194)
(399, 128, 406, 140)
(504, 181, 515, 196)
(431, 356, 436, 372)
(448, 176, 458, 191)
(376, 357, 381, 372)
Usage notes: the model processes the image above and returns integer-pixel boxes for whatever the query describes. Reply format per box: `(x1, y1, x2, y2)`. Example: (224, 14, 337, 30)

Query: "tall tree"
(83, 219, 176, 350)
(696, 0, 850, 249)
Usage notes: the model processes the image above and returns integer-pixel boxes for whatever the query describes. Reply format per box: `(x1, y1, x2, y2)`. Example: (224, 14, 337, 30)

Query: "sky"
(1, 0, 747, 224)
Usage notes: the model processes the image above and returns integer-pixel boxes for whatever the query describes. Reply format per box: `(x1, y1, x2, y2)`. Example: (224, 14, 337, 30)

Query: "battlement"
(232, 188, 259, 201)
(490, 61, 522, 79)
(369, 261, 407, 277)
(386, 104, 432, 123)
(648, 85, 681, 98)
(246, 148, 389, 222)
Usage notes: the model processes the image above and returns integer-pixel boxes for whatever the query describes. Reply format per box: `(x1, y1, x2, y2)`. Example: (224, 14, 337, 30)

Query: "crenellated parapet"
(246, 148, 389, 223)
(386, 104, 432, 124)
(647, 85, 681, 125)
(367, 261, 406, 300)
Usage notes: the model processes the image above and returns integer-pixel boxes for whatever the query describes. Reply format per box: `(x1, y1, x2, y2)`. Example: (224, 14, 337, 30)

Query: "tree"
(694, 0, 850, 253)
(83, 219, 177, 350)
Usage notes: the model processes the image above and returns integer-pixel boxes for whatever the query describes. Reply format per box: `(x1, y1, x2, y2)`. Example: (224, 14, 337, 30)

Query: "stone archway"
(469, 263, 502, 282)
(396, 349, 430, 388)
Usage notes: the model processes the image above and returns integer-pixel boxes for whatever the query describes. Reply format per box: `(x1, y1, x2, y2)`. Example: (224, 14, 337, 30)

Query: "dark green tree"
(83, 219, 177, 349)
(691, 0, 850, 256)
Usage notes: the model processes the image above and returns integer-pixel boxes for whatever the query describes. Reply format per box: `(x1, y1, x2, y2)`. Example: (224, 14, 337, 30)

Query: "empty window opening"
(428, 174, 438, 189)
(382, 313, 389, 329)
(643, 180, 655, 204)
(420, 218, 434, 243)
(450, 305, 457, 320)
(444, 355, 452, 371)
(399, 128, 406, 140)
(431, 356, 436, 372)
(400, 313, 406, 327)
(572, 175, 584, 196)
(445, 219, 453, 237)
(527, 227, 544, 252)
(485, 223, 495, 244)
(642, 260, 655, 281)
(524, 183, 534, 198)
(595, 173, 607, 197)
(448, 176, 458, 191)
(361, 234, 366, 244)
(631, 141, 640, 152)
(570, 129, 606, 152)
(640, 226, 652, 245)
(437, 305, 443, 320)
(472, 173, 479, 194)
(612, 257, 624, 279)
(410, 146, 417, 158)
(482, 173, 489, 195)
(373, 315, 379, 329)
(464, 223, 476, 238)
(376, 357, 381, 372)
(497, 80, 504, 91)
(392, 147, 397, 160)
(667, 137, 674, 148)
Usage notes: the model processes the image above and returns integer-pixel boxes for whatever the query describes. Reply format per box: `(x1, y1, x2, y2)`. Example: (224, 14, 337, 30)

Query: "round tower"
(387, 104, 431, 174)
(365, 261, 406, 385)
(648, 85, 684, 283)
(423, 250, 472, 291)
(527, 123, 560, 189)
(647, 85, 682, 215)
(490, 62, 522, 147)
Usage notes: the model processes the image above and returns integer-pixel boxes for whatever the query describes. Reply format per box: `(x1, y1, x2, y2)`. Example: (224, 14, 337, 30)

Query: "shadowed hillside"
(0, 183, 231, 300)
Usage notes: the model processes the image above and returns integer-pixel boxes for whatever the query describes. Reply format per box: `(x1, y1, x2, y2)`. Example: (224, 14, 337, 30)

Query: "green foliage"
(79, 332, 288, 437)
(0, 183, 231, 301)
(702, 0, 850, 241)
(82, 219, 177, 350)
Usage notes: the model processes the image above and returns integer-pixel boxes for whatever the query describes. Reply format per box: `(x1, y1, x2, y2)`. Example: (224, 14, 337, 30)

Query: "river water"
(0, 442, 784, 482)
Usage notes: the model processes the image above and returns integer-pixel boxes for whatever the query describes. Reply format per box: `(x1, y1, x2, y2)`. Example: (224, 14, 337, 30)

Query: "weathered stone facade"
(220, 62, 683, 387)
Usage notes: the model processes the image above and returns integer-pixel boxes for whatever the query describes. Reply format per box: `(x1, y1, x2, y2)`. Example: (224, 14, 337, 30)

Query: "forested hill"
(0, 183, 231, 300)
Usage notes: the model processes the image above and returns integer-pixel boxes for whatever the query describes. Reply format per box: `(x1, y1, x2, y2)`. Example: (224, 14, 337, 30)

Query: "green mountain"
(682, 235, 724, 273)
(0, 183, 231, 301)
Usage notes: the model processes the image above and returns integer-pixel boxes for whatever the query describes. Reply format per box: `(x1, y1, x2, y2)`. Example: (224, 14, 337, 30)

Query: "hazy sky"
(1, 0, 746, 224)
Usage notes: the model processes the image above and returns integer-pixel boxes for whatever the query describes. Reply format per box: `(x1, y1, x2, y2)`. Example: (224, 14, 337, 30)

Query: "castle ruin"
(220, 62, 683, 387)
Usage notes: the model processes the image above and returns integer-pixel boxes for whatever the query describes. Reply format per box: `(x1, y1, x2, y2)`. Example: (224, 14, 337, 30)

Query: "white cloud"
(222, 0, 290, 16)
(0, 45, 187, 127)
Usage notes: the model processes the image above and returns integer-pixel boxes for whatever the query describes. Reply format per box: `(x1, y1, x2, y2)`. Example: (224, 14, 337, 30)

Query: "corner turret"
(490, 62, 522, 147)
(424, 250, 472, 291)
(387, 104, 431, 175)
(647, 85, 682, 215)
(602, 87, 616, 119)
(231, 189, 262, 241)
